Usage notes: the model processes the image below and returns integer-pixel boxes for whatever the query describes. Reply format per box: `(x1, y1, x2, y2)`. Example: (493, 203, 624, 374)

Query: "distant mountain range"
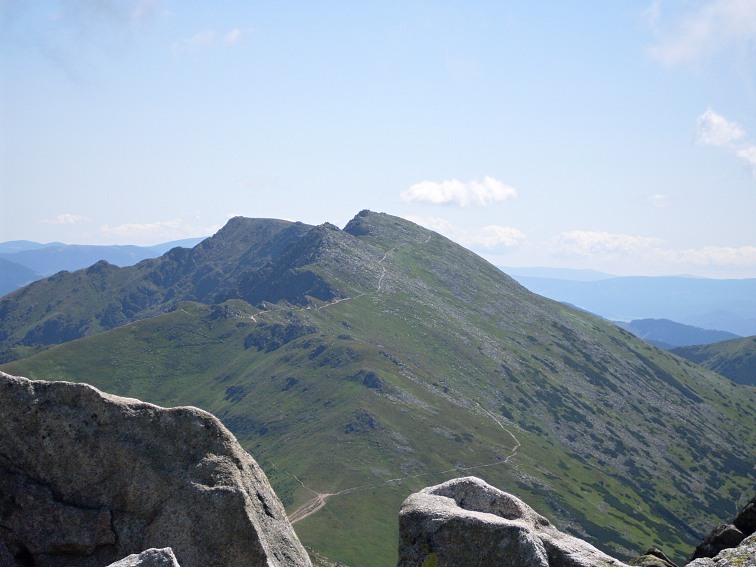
(2, 212, 753, 566)
(615, 318, 741, 349)
(0, 238, 206, 297)
(505, 269, 756, 337)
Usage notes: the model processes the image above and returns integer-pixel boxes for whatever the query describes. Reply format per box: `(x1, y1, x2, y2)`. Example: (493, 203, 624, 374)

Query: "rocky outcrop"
(397, 476, 628, 567)
(107, 548, 180, 567)
(628, 548, 677, 566)
(686, 532, 756, 566)
(689, 495, 756, 561)
(0, 371, 312, 567)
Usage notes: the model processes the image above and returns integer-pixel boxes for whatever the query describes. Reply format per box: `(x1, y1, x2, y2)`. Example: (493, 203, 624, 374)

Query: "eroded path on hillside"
(287, 411, 521, 525)
(279, 232, 523, 524)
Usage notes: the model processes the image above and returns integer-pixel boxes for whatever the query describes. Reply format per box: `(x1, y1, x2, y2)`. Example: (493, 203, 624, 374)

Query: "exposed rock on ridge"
(0, 371, 311, 567)
(397, 476, 629, 566)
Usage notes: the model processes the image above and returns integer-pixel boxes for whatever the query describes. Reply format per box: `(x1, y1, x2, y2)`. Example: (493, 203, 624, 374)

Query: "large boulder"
(685, 532, 756, 566)
(106, 548, 181, 567)
(0, 371, 312, 567)
(689, 495, 756, 562)
(628, 548, 677, 566)
(397, 476, 628, 567)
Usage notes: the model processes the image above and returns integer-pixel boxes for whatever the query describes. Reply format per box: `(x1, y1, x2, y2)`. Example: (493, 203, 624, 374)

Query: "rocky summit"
(0, 371, 311, 567)
(397, 476, 628, 567)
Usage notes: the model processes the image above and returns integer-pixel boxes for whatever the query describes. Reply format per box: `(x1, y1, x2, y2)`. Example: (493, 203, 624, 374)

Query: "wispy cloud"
(552, 231, 662, 260)
(696, 108, 756, 177)
(404, 216, 526, 249)
(2, 0, 160, 81)
(646, 0, 756, 66)
(100, 219, 182, 238)
(401, 176, 517, 207)
(223, 28, 243, 44)
(41, 213, 87, 225)
(551, 229, 756, 269)
(696, 108, 744, 146)
(644, 194, 671, 208)
(171, 28, 246, 54)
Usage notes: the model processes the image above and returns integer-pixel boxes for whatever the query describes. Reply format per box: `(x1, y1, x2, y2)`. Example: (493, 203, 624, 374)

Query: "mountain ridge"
(615, 318, 741, 349)
(671, 336, 756, 387)
(2, 210, 754, 566)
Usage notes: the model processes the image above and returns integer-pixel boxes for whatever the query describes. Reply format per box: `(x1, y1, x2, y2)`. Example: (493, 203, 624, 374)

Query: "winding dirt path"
(282, 232, 525, 524)
(288, 416, 522, 524)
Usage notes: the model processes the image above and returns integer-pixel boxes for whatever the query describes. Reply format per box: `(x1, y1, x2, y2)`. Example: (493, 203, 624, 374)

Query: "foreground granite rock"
(0, 371, 312, 567)
(689, 495, 756, 562)
(398, 476, 629, 567)
(107, 548, 181, 567)
(686, 532, 756, 566)
(627, 548, 677, 566)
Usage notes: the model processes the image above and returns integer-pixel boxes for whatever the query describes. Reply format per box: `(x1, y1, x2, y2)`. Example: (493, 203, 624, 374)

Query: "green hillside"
(671, 336, 756, 386)
(2, 211, 754, 566)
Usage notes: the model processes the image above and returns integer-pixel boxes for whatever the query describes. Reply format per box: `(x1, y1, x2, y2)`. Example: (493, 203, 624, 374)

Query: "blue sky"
(1, 1, 755, 277)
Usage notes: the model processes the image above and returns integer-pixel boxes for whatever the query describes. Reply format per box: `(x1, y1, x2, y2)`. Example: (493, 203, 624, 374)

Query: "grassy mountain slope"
(2, 211, 754, 566)
(671, 336, 756, 386)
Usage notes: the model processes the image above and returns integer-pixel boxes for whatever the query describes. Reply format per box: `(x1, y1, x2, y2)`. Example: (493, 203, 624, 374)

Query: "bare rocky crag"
(397, 476, 629, 567)
(398, 477, 756, 567)
(689, 495, 755, 562)
(106, 548, 180, 567)
(0, 371, 311, 567)
(686, 533, 756, 567)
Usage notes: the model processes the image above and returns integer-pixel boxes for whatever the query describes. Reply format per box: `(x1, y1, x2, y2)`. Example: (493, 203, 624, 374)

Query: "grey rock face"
(0, 371, 312, 567)
(107, 548, 181, 567)
(397, 476, 628, 567)
(685, 532, 756, 566)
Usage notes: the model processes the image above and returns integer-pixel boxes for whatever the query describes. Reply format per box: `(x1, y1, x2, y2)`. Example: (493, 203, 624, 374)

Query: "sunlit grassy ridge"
(3, 211, 754, 566)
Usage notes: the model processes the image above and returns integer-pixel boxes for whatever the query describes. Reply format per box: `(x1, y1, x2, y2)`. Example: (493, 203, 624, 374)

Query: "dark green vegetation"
(616, 318, 740, 349)
(2, 211, 754, 566)
(671, 336, 756, 386)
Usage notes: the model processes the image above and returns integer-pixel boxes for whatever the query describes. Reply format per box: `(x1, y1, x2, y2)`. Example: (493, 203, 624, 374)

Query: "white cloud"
(223, 28, 244, 44)
(41, 213, 86, 225)
(696, 108, 744, 147)
(171, 30, 214, 54)
(552, 231, 662, 259)
(99, 219, 187, 242)
(659, 245, 756, 267)
(647, 0, 756, 66)
(551, 229, 756, 270)
(736, 144, 756, 170)
(404, 215, 525, 249)
(401, 176, 517, 207)
(696, 108, 756, 177)
(645, 194, 671, 208)
(171, 28, 246, 54)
